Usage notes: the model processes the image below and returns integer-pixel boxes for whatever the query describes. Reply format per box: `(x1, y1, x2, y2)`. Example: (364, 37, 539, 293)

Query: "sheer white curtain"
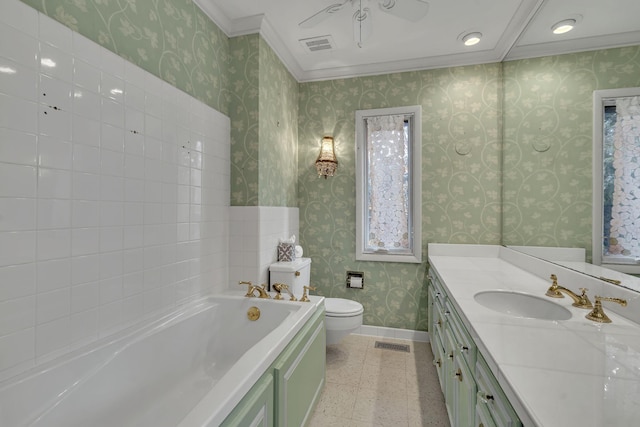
(609, 96, 640, 258)
(365, 115, 409, 250)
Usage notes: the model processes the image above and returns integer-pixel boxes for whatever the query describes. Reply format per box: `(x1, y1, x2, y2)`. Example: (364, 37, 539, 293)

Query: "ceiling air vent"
(299, 35, 336, 53)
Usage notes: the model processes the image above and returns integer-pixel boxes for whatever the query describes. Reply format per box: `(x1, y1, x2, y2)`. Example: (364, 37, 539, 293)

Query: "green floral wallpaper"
(258, 37, 298, 207)
(228, 35, 299, 207)
(502, 46, 640, 260)
(21, 0, 230, 114)
(298, 65, 503, 330)
(228, 34, 260, 206)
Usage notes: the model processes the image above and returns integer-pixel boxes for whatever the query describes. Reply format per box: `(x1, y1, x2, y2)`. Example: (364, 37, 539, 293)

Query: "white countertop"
(428, 244, 640, 427)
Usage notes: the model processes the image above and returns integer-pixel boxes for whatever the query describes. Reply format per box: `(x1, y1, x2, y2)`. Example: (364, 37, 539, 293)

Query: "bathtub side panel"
(219, 371, 274, 427)
(273, 307, 326, 427)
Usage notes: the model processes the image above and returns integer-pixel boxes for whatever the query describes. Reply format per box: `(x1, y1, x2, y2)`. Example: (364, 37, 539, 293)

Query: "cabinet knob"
(454, 368, 463, 382)
(459, 344, 469, 352)
(448, 352, 454, 360)
(436, 319, 442, 327)
(433, 358, 442, 368)
(477, 391, 494, 404)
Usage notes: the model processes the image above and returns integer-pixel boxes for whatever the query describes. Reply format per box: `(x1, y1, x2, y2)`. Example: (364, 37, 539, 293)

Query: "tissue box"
(277, 243, 295, 262)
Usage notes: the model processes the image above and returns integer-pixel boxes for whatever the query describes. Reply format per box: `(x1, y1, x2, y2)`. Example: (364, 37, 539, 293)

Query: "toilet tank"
(269, 258, 311, 297)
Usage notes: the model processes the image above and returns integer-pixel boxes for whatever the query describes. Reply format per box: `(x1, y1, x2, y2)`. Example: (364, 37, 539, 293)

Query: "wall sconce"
(315, 136, 338, 179)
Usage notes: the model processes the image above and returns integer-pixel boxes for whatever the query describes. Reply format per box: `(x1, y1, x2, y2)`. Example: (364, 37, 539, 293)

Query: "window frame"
(355, 105, 422, 263)
(592, 87, 640, 274)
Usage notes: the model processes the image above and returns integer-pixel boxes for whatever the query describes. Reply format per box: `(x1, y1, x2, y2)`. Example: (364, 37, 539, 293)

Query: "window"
(355, 106, 422, 263)
(593, 88, 640, 274)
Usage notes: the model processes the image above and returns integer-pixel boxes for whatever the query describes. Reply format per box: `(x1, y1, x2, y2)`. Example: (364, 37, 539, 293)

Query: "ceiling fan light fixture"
(551, 19, 576, 35)
(353, 3, 372, 48)
(462, 32, 482, 46)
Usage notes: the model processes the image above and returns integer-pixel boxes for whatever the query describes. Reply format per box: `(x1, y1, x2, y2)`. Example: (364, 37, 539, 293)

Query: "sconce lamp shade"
(315, 136, 338, 178)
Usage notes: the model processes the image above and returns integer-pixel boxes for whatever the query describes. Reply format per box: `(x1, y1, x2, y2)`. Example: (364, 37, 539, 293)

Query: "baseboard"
(353, 325, 429, 342)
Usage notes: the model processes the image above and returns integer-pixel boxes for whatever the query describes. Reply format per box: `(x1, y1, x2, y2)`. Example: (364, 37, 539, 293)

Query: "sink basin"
(474, 290, 572, 320)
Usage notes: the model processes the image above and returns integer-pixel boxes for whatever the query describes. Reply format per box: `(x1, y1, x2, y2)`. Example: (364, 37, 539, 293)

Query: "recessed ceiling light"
(462, 32, 482, 46)
(551, 19, 576, 35)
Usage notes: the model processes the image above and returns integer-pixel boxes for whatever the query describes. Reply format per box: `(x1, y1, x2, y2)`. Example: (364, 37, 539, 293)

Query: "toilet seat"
(325, 298, 364, 317)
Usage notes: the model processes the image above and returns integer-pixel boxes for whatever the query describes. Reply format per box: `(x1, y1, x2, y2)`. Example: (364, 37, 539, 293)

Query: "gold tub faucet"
(238, 281, 271, 298)
(546, 274, 593, 309)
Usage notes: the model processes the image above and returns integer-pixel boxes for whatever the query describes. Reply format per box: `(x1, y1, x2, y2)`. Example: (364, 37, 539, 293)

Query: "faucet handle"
(546, 274, 563, 298)
(574, 288, 593, 309)
(300, 285, 316, 302)
(586, 295, 627, 323)
(238, 281, 254, 297)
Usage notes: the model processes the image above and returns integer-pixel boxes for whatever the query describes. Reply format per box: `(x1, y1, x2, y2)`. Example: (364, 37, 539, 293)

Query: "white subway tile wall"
(0, 0, 230, 380)
(229, 206, 300, 288)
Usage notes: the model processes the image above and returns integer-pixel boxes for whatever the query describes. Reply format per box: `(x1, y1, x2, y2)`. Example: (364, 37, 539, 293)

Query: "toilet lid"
(325, 298, 364, 317)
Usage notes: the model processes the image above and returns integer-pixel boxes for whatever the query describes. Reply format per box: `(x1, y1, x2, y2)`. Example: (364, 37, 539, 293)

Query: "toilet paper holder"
(346, 271, 364, 289)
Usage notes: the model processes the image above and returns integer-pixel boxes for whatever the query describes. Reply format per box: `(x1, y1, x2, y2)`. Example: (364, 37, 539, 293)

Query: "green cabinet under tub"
(219, 371, 274, 427)
(221, 306, 326, 427)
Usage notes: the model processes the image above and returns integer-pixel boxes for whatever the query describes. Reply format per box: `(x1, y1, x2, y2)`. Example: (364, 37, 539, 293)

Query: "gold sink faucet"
(586, 296, 627, 323)
(546, 274, 593, 309)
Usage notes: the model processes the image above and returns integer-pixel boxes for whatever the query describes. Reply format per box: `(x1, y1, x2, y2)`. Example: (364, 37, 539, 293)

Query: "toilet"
(269, 258, 363, 345)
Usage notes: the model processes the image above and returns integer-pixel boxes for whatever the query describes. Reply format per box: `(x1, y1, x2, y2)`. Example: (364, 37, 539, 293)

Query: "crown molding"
(193, 0, 233, 35)
(258, 16, 307, 81)
(297, 50, 503, 82)
(506, 30, 640, 61)
(228, 14, 265, 37)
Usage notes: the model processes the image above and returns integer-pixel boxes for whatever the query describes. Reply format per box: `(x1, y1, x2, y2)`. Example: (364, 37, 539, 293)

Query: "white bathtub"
(0, 294, 322, 427)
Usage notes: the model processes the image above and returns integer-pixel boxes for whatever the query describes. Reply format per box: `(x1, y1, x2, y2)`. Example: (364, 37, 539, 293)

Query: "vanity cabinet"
(428, 271, 521, 427)
(428, 274, 448, 393)
(475, 352, 521, 427)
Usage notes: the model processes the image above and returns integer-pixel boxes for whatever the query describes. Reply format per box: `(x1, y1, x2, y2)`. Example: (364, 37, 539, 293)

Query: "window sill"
(356, 253, 422, 263)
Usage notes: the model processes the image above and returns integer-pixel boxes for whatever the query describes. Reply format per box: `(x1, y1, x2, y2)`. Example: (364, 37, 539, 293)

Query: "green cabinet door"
(273, 308, 326, 427)
(220, 371, 274, 427)
(453, 355, 477, 427)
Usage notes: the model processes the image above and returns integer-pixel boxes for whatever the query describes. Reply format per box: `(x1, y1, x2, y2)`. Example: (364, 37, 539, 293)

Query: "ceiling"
(194, 0, 640, 82)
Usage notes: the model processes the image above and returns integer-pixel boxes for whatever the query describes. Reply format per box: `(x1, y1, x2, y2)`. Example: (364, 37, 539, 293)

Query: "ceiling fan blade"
(299, 2, 349, 29)
(353, 7, 372, 48)
(378, 0, 429, 22)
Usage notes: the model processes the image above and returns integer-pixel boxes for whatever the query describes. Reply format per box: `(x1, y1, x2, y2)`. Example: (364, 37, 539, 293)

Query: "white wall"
(229, 206, 299, 288)
(0, 1, 230, 381)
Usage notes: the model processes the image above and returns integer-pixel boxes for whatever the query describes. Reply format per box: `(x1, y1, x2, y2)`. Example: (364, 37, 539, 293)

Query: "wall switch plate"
(346, 271, 364, 289)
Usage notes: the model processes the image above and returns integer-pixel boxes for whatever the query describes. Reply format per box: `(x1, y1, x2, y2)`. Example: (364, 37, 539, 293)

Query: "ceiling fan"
(299, 0, 429, 48)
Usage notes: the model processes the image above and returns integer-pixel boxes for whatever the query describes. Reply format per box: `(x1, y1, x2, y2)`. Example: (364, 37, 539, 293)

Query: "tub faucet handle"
(238, 281, 254, 297)
(300, 285, 316, 302)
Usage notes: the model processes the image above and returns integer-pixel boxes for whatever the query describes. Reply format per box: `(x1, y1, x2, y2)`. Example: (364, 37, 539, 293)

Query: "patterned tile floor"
(308, 334, 450, 427)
